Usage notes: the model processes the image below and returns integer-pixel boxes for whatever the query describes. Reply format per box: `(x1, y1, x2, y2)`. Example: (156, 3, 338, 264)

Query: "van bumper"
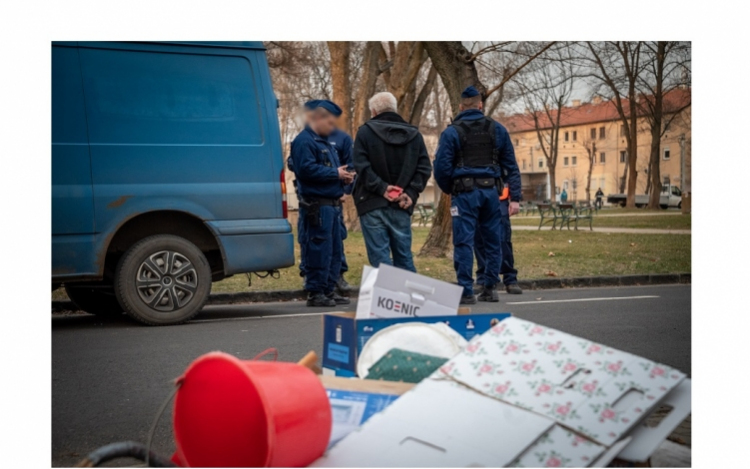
(207, 219, 295, 275)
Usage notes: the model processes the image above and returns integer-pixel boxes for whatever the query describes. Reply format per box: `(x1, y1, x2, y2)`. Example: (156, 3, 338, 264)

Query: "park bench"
(556, 203, 576, 230)
(414, 202, 436, 226)
(521, 201, 537, 217)
(573, 201, 594, 231)
(536, 203, 558, 230)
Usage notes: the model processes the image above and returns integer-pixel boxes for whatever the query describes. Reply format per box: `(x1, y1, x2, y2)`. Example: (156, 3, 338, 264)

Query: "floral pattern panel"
(509, 425, 604, 468)
(439, 317, 686, 446)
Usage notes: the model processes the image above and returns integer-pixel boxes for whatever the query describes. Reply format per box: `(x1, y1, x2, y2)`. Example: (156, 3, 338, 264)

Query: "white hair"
(368, 92, 398, 115)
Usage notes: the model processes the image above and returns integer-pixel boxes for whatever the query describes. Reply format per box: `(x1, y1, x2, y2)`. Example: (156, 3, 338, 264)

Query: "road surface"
(52, 283, 690, 467)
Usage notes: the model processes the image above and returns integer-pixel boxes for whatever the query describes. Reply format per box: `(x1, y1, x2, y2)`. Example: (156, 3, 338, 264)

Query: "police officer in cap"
(289, 100, 354, 306)
(433, 86, 522, 304)
(289, 100, 354, 296)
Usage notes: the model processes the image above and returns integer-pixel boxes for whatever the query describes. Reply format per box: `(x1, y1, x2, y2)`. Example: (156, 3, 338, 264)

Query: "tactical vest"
(451, 117, 499, 168)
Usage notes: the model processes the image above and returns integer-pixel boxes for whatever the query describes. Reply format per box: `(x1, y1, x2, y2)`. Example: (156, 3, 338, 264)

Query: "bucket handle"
(252, 348, 279, 361)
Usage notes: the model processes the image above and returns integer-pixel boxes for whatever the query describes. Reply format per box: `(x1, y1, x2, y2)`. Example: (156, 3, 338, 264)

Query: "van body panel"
(52, 42, 293, 282)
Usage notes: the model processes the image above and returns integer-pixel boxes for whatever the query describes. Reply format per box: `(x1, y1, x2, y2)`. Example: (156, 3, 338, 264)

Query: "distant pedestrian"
(352, 92, 432, 271)
(561, 188, 568, 202)
(595, 187, 604, 210)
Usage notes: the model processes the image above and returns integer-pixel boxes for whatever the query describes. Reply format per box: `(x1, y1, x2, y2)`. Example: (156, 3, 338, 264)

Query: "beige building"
(499, 89, 691, 202)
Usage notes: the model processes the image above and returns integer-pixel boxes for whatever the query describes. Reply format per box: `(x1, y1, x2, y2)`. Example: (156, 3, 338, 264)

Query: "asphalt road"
(51, 283, 690, 467)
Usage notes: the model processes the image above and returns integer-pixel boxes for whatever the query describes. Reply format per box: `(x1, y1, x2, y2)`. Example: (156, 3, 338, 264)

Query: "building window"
(663, 176, 670, 186)
(663, 147, 671, 160)
(571, 156, 577, 166)
(620, 124, 626, 137)
(599, 127, 605, 139)
(522, 159, 527, 170)
(538, 158, 544, 168)
(572, 131, 577, 141)
(563, 156, 569, 166)
(619, 151, 627, 163)
(590, 128, 597, 140)
(599, 152, 606, 163)
(564, 131, 569, 142)
(514, 139, 519, 146)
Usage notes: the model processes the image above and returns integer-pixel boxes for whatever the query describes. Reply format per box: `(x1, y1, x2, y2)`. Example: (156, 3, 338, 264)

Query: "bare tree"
(582, 138, 596, 202)
(515, 43, 578, 205)
(585, 41, 644, 208)
(636, 41, 691, 209)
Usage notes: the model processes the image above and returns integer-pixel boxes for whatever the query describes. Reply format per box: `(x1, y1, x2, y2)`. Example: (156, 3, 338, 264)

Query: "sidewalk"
(512, 225, 691, 235)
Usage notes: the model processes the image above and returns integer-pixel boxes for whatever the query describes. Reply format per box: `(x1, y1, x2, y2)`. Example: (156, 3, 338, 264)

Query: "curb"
(52, 272, 690, 311)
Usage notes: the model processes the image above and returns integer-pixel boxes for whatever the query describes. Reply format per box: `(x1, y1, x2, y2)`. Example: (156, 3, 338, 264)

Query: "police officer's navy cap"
(461, 86, 481, 98)
(316, 100, 343, 117)
(304, 99, 321, 110)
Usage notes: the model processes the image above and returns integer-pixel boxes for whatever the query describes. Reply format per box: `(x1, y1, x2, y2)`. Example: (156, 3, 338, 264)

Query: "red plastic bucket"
(173, 351, 332, 467)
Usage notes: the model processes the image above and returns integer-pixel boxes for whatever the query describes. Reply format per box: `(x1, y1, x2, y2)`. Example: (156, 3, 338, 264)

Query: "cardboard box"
(315, 317, 690, 467)
(356, 264, 464, 319)
(322, 311, 512, 376)
(319, 376, 413, 448)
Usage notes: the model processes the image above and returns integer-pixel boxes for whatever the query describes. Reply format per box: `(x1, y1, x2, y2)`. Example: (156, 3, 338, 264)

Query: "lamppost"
(678, 133, 686, 191)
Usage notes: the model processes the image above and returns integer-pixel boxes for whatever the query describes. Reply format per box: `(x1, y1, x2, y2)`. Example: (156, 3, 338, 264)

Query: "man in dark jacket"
(352, 92, 432, 272)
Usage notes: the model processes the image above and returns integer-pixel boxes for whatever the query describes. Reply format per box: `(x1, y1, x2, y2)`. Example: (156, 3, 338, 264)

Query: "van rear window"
(80, 48, 264, 145)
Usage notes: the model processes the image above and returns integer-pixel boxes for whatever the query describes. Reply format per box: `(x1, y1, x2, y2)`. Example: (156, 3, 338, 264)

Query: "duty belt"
(452, 177, 502, 195)
(305, 196, 341, 207)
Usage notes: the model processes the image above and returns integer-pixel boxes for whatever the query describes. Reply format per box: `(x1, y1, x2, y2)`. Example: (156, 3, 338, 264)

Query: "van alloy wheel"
(115, 235, 211, 325)
(136, 250, 198, 312)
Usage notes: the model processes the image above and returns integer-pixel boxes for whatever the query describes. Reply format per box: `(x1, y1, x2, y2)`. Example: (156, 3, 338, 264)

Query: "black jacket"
(352, 112, 432, 216)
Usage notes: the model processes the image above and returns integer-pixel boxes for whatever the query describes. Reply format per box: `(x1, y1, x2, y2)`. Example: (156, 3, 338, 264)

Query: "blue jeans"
(360, 206, 416, 272)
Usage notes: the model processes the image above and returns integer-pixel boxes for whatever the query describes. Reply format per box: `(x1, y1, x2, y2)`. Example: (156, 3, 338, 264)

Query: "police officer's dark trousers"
(452, 186, 502, 296)
(474, 199, 517, 286)
(300, 203, 342, 294)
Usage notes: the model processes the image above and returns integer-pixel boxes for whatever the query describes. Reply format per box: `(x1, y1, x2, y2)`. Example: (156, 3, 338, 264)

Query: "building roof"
(498, 88, 691, 134)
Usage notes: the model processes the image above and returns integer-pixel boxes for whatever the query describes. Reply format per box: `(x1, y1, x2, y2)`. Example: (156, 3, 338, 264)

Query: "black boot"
(335, 276, 352, 295)
(307, 292, 336, 307)
(505, 283, 523, 295)
(460, 294, 477, 305)
(327, 291, 351, 305)
(478, 284, 499, 302)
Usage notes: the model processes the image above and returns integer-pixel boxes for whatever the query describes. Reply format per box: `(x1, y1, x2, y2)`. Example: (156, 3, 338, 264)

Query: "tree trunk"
(548, 167, 556, 203)
(409, 65, 437, 125)
(585, 143, 595, 202)
(418, 42, 485, 257)
(647, 42, 667, 210)
(327, 42, 358, 229)
(625, 107, 638, 208)
(327, 41, 352, 135)
(418, 193, 453, 257)
(352, 41, 382, 129)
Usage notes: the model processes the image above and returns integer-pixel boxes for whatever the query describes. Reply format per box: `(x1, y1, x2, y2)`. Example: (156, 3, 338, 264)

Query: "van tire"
(64, 283, 123, 316)
(115, 235, 211, 326)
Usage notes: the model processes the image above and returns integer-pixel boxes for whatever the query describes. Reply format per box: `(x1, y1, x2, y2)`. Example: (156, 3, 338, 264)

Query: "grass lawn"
(211, 227, 690, 293)
(52, 226, 690, 300)
(511, 214, 691, 230)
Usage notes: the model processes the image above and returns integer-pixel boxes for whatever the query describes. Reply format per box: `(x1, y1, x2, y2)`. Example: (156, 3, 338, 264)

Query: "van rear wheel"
(115, 235, 211, 325)
(64, 283, 123, 316)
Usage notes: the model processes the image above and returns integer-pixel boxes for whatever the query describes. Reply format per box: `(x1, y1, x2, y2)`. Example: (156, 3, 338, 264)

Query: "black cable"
(74, 441, 176, 467)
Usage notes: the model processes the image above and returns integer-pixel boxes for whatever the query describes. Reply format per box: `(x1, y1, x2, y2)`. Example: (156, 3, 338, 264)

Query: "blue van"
(52, 42, 294, 325)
